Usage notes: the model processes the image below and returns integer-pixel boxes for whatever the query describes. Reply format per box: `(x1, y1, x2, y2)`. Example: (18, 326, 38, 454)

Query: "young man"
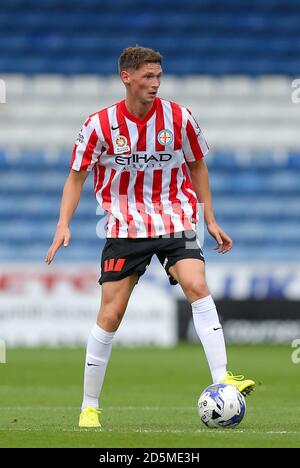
(45, 46, 255, 428)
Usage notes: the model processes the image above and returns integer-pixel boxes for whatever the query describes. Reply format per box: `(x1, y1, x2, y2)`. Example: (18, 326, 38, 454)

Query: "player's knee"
(186, 279, 209, 302)
(97, 305, 125, 331)
(97, 315, 121, 332)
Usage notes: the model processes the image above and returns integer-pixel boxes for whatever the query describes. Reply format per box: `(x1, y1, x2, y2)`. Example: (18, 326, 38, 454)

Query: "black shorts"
(99, 230, 205, 286)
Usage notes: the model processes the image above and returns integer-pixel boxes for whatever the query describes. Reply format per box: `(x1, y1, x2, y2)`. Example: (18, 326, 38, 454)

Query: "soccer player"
(45, 46, 255, 428)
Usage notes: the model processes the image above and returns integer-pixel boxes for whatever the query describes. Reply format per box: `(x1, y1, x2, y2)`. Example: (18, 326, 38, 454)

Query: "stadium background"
(1, 0, 299, 347)
(0, 0, 300, 448)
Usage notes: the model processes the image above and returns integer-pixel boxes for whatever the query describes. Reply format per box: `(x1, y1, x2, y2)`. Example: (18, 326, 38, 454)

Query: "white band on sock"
(192, 295, 217, 314)
(91, 324, 115, 344)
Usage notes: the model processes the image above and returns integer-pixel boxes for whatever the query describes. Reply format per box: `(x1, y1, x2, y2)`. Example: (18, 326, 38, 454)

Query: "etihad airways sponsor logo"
(115, 153, 172, 166)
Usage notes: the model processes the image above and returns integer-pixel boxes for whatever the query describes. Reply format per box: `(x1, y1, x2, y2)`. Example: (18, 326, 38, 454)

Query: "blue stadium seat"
(287, 152, 300, 168)
(0, 0, 299, 74)
(0, 148, 300, 262)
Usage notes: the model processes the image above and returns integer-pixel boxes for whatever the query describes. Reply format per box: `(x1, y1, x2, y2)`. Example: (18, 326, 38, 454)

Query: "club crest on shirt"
(76, 128, 84, 144)
(157, 129, 173, 146)
(113, 135, 130, 154)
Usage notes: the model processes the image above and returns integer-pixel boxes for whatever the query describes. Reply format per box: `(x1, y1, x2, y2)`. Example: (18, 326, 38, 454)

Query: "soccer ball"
(197, 383, 246, 429)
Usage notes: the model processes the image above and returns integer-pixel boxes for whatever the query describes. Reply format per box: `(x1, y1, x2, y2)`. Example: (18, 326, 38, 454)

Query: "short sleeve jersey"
(71, 97, 209, 238)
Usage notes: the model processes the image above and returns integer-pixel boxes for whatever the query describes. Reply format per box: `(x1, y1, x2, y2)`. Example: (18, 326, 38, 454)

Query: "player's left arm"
(187, 159, 233, 254)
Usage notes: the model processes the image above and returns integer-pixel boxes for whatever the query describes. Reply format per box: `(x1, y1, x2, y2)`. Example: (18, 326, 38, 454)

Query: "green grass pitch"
(0, 344, 299, 448)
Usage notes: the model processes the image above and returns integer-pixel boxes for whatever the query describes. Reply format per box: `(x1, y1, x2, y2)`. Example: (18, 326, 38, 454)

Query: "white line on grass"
(0, 406, 196, 411)
(1, 407, 299, 435)
(0, 427, 299, 435)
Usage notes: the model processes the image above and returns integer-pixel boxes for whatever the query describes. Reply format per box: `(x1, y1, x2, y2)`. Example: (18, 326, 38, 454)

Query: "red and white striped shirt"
(71, 97, 209, 238)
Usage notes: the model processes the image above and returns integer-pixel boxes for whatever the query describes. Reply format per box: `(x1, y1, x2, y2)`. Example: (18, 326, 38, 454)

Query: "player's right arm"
(45, 169, 89, 265)
(45, 114, 103, 265)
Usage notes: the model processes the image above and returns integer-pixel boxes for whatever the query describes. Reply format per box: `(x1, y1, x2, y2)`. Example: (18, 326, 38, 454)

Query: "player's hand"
(207, 222, 233, 254)
(45, 224, 71, 265)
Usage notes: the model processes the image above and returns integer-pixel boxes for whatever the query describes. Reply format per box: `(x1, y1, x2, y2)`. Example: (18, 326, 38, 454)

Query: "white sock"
(81, 324, 115, 410)
(192, 295, 227, 383)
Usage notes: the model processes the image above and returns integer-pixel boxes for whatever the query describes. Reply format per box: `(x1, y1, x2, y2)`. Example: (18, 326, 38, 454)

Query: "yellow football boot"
(220, 371, 256, 396)
(78, 406, 101, 428)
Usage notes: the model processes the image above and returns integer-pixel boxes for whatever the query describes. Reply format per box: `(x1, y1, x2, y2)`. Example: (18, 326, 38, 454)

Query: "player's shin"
(81, 324, 115, 410)
(191, 295, 227, 384)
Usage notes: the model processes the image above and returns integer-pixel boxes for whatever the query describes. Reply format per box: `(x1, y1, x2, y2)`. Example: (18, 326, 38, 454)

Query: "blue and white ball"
(197, 383, 246, 429)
